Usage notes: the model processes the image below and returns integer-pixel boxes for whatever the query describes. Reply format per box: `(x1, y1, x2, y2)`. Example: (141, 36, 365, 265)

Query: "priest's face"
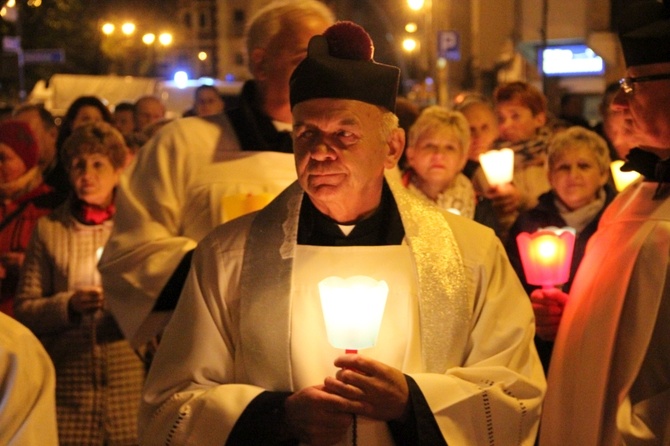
(292, 98, 404, 224)
(612, 61, 670, 152)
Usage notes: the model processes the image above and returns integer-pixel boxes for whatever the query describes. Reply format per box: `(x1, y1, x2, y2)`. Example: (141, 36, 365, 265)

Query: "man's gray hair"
(380, 111, 400, 142)
(245, 0, 335, 68)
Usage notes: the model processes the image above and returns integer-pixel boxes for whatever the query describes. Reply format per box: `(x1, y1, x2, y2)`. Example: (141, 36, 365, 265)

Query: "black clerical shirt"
(297, 181, 405, 247)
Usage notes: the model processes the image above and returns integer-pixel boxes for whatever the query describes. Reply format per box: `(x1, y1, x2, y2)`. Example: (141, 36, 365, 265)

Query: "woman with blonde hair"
(505, 126, 616, 372)
(402, 105, 497, 229)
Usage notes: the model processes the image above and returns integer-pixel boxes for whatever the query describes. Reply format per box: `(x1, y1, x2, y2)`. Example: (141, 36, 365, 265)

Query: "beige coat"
(15, 204, 145, 446)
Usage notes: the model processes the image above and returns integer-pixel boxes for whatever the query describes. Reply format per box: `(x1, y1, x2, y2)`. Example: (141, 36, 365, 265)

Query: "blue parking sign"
(438, 30, 460, 61)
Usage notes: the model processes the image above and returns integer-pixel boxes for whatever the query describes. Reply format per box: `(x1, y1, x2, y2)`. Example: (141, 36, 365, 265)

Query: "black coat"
(504, 185, 617, 372)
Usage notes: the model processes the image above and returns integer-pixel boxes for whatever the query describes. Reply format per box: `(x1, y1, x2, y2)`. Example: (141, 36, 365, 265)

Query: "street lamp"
(143, 32, 173, 77)
(142, 33, 156, 45)
(405, 0, 439, 104)
(0, 0, 16, 18)
(121, 22, 136, 36)
(101, 22, 115, 36)
(158, 32, 172, 47)
(407, 0, 425, 10)
(403, 37, 419, 79)
(402, 37, 417, 53)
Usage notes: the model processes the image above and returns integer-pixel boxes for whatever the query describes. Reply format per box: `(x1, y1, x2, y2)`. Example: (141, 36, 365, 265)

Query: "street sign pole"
(16, 5, 25, 101)
(437, 30, 460, 106)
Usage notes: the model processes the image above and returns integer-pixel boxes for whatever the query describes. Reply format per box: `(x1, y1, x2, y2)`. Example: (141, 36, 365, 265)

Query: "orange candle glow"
(516, 227, 576, 289)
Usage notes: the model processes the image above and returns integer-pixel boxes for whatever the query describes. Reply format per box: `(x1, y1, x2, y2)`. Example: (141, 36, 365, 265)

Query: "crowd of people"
(0, 0, 669, 444)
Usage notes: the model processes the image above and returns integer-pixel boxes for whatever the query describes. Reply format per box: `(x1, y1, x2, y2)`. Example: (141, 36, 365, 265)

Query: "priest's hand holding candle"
(317, 276, 410, 425)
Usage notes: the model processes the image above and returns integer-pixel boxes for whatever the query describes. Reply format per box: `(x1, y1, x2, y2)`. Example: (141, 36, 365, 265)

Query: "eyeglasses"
(619, 73, 670, 94)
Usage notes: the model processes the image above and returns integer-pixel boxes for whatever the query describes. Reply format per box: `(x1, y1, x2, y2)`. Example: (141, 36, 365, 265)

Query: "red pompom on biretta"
(289, 20, 400, 112)
(323, 21, 374, 61)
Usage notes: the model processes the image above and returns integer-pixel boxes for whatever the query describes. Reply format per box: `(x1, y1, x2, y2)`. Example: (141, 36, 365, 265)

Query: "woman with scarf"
(0, 120, 58, 316)
(14, 121, 144, 445)
(472, 81, 554, 241)
(505, 126, 616, 372)
(401, 106, 498, 230)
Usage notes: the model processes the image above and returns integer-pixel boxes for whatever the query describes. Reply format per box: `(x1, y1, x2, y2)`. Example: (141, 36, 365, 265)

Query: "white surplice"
(540, 181, 670, 445)
(99, 115, 297, 347)
(140, 177, 546, 446)
(0, 313, 58, 446)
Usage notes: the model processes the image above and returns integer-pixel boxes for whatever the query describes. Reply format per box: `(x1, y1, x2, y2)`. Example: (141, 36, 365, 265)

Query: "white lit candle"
(610, 160, 641, 192)
(318, 276, 389, 353)
(479, 148, 514, 186)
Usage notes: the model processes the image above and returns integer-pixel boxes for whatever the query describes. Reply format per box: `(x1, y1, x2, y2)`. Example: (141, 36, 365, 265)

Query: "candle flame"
(516, 227, 576, 288)
(318, 276, 388, 351)
(479, 148, 514, 186)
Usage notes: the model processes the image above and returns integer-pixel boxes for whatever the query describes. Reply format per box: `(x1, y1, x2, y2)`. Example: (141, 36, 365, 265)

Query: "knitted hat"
(290, 21, 400, 112)
(0, 120, 39, 170)
(618, 0, 670, 67)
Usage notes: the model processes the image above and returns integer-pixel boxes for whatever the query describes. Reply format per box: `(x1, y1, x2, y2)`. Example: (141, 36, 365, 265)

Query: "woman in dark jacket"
(505, 126, 616, 372)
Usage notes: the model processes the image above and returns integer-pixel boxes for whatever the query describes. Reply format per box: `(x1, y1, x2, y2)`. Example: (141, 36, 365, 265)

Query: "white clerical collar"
(273, 120, 292, 132)
(337, 224, 355, 236)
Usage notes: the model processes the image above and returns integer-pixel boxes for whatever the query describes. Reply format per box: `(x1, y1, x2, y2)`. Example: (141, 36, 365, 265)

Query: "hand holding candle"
(529, 288, 568, 341)
(71, 245, 105, 313)
(70, 287, 104, 314)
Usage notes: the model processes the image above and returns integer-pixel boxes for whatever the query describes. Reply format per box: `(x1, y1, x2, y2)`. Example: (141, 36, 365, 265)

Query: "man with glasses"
(535, 1, 670, 444)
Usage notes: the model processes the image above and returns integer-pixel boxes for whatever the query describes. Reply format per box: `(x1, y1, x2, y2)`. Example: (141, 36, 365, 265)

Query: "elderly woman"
(14, 122, 144, 446)
(0, 120, 58, 316)
(402, 105, 497, 229)
(505, 126, 616, 372)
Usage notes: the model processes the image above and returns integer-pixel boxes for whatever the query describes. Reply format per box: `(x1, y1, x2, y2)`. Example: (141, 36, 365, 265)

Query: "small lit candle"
(516, 226, 576, 289)
(610, 160, 641, 192)
(318, 276, 388, 354)
(479, 148, 514, 186)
